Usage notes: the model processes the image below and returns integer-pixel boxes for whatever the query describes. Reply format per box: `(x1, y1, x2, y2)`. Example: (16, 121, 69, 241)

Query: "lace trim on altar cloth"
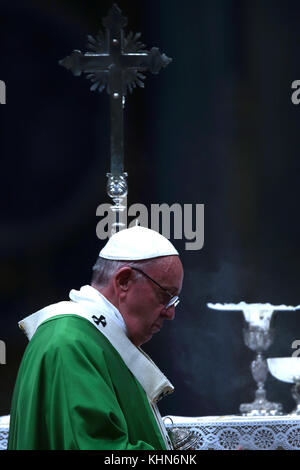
(164, 415, 300, 450)
(0, 430, 8, 450)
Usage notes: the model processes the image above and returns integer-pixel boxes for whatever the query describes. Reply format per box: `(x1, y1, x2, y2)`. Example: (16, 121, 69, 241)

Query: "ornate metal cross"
(59, 4, 172, 232)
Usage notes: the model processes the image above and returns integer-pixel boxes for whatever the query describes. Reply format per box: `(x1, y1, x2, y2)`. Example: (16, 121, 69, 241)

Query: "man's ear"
(113, 267, 133, 293)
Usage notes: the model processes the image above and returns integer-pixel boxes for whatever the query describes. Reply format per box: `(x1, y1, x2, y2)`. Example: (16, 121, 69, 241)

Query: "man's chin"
(139, 332, 154, 346)
(135, 327, 162, 346)
(132, 332, 153, 347)
(151, 322, 163, 333)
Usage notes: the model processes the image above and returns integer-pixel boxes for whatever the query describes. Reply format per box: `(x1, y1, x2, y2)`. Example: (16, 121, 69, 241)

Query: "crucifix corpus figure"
(59, 3, 172, 233)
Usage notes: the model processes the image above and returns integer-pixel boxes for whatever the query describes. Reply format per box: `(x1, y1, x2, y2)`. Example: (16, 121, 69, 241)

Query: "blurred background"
(1, 0, 300, 418)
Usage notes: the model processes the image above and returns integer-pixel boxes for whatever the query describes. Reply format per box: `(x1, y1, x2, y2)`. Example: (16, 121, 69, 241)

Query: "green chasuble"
(8, 315, 167, 450)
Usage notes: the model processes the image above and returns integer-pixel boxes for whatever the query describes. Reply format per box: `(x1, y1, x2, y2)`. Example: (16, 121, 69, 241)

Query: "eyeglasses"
(131, 267, 180, 310)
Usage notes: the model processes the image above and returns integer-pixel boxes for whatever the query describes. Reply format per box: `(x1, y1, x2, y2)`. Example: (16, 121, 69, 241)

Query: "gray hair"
(91, 257, 158, 288)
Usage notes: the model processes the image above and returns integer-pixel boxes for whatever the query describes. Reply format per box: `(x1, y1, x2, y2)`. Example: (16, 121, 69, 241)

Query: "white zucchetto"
(99, 226, 179, 260)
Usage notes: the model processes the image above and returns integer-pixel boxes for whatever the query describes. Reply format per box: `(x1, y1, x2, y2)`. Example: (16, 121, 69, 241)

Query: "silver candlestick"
(207, 302, 300, 416)
(240, 305, 281, 416)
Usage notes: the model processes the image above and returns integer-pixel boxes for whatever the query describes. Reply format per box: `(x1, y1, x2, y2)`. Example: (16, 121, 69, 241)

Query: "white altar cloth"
(163, 414, 300, 450)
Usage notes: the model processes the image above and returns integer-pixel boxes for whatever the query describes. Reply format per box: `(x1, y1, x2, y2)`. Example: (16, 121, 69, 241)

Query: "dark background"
(1, 0, 300, 418)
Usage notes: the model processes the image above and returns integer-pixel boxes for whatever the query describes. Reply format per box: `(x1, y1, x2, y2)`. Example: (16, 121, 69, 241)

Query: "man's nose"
(162, 305, 175, 320)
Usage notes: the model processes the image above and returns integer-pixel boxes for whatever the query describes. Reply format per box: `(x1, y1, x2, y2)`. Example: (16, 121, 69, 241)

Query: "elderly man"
(8, 227, 183, 450)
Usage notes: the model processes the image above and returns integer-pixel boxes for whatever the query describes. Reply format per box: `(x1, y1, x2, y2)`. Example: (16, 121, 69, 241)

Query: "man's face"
(117, 256, 184, 347)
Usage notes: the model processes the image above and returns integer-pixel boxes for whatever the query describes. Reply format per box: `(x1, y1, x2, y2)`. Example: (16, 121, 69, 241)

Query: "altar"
(2, 414, 300, 450)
